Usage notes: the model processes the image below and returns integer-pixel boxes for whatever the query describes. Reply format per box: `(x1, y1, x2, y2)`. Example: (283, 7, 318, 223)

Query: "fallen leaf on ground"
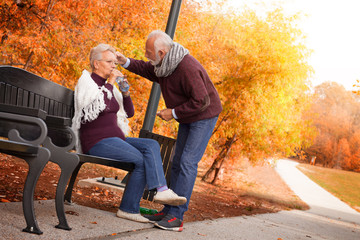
(65, 211, 79, 216)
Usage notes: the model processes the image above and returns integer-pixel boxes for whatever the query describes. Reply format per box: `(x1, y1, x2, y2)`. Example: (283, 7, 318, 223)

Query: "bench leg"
(64, 162, 84, 203)
(43, 137, 80, 231)
(54, 154, 79, 230)
(22, 147, 51, 235)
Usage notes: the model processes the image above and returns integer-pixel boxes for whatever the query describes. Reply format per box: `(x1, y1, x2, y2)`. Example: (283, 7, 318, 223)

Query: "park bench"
(0, 65, 175, 234)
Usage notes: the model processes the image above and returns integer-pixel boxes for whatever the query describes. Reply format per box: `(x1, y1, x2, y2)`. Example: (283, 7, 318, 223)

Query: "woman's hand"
(119, 77, 131, 96)
(108, 69, 123, 85)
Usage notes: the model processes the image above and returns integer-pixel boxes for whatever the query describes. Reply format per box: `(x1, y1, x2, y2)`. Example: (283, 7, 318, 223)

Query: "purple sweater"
(127, 54, 222, 124)
(79, 73, 134, 153)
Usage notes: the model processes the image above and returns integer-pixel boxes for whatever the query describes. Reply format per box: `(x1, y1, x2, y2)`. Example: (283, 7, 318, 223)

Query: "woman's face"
(93, 50, 118, 79)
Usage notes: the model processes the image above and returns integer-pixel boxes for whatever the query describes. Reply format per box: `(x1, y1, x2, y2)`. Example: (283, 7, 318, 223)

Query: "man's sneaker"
(154, 214, 183, 232)
(116, 209, 150, 223)
(143, 211, 166, 222)
(153, 189, 187, 206)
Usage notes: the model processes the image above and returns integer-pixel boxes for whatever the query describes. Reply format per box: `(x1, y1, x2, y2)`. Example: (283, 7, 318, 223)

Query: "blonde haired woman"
(72, 43, 186, 223)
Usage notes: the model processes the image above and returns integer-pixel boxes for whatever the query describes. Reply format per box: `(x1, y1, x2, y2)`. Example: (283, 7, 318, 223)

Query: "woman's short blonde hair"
(89, 44, 116, 69)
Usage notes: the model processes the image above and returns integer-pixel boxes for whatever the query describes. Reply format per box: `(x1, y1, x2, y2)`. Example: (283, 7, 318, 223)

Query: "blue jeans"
(88, 137, 167, 213)
(162, 116, 218, 220)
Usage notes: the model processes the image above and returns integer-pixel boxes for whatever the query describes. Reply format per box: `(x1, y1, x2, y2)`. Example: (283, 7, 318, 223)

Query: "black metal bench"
(0, 66, 175, 232)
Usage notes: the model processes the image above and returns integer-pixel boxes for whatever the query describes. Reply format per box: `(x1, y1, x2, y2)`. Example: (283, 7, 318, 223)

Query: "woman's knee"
(143, 138, 161, 152)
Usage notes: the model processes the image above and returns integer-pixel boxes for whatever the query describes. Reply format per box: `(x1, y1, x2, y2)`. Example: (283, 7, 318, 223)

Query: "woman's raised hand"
(108, 69, 123, 85)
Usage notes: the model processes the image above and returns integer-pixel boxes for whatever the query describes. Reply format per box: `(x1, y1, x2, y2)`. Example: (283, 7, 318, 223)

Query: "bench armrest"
(0, 111, 48, 146)
(0, 103, 47, 120)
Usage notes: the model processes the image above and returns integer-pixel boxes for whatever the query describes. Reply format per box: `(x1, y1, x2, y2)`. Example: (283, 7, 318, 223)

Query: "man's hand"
(116, 51, 127, 65)
(157, 109, 174, 121)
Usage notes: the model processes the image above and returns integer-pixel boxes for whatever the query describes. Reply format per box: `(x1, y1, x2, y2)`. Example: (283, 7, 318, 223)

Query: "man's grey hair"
(148, 30, 173, 53)
(89, 43, 116, 69)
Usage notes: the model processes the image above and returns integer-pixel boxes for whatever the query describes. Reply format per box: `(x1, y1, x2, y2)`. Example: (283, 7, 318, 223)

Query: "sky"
(222, 0, 360, 91)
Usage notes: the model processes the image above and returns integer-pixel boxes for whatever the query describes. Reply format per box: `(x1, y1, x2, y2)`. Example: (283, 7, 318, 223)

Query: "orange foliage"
(0, 0, 171, 87)
(350, 150, 360, 172)
(304, 82, 360, 172)
(337, 138, 351, 170)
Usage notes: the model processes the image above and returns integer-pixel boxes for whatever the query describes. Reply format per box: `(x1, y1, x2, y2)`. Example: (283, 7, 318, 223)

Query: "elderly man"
(117, 30, 222, 231)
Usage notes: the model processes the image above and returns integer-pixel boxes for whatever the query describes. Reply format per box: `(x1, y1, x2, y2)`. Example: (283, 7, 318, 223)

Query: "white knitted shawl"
(71, 70, 130, 153)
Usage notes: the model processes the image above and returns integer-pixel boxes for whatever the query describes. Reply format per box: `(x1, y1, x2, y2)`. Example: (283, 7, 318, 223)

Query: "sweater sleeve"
(126, 58, 159, 83)
(123, 95, 134, 118)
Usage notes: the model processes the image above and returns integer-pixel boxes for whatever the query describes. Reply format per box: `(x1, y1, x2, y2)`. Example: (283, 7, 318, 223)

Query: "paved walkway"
(1, 158, 359, 239)
(275, 159, 360, 225)
(1, 200, 359, 240)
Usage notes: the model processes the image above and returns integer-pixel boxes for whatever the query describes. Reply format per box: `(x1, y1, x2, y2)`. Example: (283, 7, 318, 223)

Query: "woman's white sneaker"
(153, 189, 187, 206)
(116, 209, 150, 223)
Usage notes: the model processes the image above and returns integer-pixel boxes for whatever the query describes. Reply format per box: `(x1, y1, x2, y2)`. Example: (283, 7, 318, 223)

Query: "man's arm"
(116, 52, 158, 82)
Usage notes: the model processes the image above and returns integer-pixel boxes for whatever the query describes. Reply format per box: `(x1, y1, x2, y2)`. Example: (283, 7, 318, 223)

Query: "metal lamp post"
(141, 0, 182, 132)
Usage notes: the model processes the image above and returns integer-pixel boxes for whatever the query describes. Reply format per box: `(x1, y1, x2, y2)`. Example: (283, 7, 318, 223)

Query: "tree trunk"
(211, 157, 226, 185)
(24, 51, 34, 70)
(202, 133, 237, 184)
(201, 147, 226, 181)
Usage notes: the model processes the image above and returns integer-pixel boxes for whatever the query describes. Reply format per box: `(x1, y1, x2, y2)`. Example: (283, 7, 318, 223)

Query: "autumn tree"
(350, 149, 360, 172)
(304, 82, 360, 171)
(192, 7, 314, 183)
(337, 138, 351, 170)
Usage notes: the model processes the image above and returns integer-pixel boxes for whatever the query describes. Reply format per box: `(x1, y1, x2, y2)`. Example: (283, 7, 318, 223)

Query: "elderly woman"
(71, 44, 186, 223)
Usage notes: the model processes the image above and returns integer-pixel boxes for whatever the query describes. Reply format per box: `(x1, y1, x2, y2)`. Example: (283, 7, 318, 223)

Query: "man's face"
(145, 38, 161, 66)
(148, 52, 161, 66)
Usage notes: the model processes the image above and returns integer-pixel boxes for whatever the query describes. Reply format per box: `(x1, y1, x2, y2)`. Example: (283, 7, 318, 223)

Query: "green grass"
(297, 164, 360, 211)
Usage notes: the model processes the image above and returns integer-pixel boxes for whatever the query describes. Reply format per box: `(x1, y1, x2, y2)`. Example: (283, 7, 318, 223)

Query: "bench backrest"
(0, 66, 75, 147)
(0, 66, 74, 118)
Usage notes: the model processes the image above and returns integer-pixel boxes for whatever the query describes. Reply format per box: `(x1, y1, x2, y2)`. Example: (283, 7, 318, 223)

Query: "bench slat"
(77, 153, 135, 172)
(0, 103, 47, 120)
